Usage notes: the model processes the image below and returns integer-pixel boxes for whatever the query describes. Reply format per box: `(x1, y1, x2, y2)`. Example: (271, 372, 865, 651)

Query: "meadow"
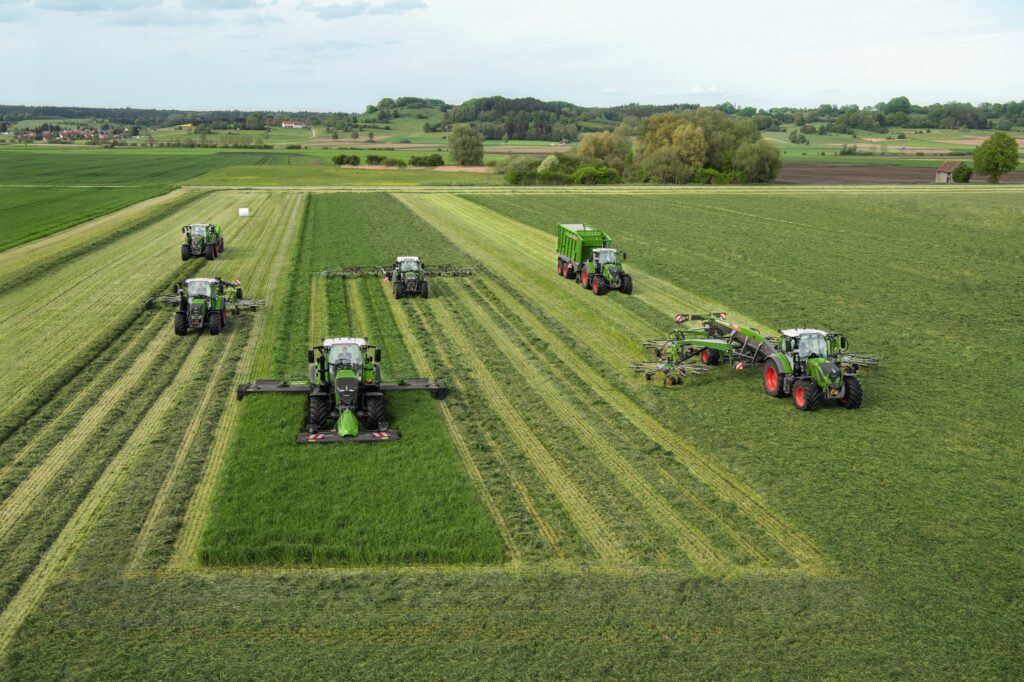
(0, 151, 1021, 677)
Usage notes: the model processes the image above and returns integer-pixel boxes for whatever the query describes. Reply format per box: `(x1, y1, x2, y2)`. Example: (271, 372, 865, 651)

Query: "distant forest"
(2, 95, 1022, 142)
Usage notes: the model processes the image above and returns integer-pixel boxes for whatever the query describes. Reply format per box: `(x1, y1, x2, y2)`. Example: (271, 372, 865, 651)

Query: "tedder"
(321, 256, 474, 300)
(150, 277, 264, 336)
(632, 313, 878, 410)
(556, 223, 633, 295)
(236, 337, 447, 443)
(181, 223, 224, 261)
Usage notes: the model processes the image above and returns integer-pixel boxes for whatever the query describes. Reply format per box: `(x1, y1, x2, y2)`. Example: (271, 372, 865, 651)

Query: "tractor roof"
(780, 328, 828, 337)
(188, 223, 213, 228)
(185, 277, 219, 284)
(560, 223, 591, 232)
(323, 337, 367, 347)
(396, 256, 420, 262)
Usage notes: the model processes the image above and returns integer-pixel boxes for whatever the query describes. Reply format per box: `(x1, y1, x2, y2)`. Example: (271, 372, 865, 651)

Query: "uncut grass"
(0, 186, 169, 251)
(198, 192, 504, 567)
(467, 190, 1024, 653)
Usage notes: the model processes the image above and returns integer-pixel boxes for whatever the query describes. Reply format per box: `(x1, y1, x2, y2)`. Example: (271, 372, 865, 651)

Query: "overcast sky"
(2, 0, 1022, 111)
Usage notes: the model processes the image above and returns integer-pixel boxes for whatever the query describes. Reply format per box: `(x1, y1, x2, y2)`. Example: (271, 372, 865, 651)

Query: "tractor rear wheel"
(365, 395, 386, 429)
(393, 281, 403, 299)
(208, 311, 222, 335)
(173, 312, 188, 336)
(593, 275, 609, 295)
(701, 349, 721, 366)
(204, 244, 215, 260)
(792, 380, 822, 411)
(620, 273, 633, 294)
(838, 375, 863, 409)
(308, 395, 330, 432)
(557, 260, 564, 277)
(181, 244, 190, 261)
(420, 280, 429, 299)
(762, 361, 786, 397)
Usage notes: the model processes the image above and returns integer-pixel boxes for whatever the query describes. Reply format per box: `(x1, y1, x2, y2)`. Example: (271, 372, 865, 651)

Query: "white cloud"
(313, 0, 424, 19)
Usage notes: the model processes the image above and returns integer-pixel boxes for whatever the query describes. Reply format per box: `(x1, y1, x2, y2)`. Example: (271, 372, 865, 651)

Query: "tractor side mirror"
(374, 349, 382, 363)
(839, 335, 848, 351)
(307, 350, 315, 363)
(621, 252, 627, 261)
(172, 284, 179, 294)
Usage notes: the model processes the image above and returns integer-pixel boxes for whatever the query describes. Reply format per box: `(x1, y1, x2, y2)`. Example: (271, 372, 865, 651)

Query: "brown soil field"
(435, 166, 495, 174)
(777, 163, 1024, 184)
(936, 135, 1024, 146)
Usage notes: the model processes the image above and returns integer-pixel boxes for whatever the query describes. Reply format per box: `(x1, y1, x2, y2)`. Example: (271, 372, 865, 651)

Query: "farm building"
(935, 160, 964, 183)
(281, 120, 306, 128)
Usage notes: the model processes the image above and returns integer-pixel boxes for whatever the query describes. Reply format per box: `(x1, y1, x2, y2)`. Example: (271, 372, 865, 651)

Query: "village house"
(935, 160, 965, 183)
(281, 120, 306, 128)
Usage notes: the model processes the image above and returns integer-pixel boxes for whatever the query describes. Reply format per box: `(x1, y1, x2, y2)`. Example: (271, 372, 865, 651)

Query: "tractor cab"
(592, 248, 623, 266)
(396, 256, 422, 273)
(188, 224, 210, 239)
(186, 278, 215, 298)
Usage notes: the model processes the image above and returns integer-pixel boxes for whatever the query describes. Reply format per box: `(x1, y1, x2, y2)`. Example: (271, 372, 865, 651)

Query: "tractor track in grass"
(170, 193, 305, 571)
(0, 319, 225, 656)
(449, 280, 724, 569)
(425, 297, 627, 564)
(402, 301, 564, 560)
(344, 278, 371, 339)
(397, 194, 830, 575)
(382, 281, 521, 564)
(309, 274, 327, 342)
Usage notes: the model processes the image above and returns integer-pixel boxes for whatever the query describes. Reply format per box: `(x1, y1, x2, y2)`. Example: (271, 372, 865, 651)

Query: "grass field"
(0, 181, 1020, 677)
(187, 165, 504, 186)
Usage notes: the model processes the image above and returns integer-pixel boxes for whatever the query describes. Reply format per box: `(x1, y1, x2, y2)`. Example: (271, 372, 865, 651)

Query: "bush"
(572, 166, 622, 185)
(732, 139, 782, 183)
(839, 144, 858, 156)
(331, 154, 360, 166)
(896, 132, 906, 139)
(952, 163, 973, 183)
(382, 158, 407, 168)
(365, 155, 385, 165)
(285, 144, 301, 149)
(691, 168, 720, 184)
(505, 168, 538, 185)
(409, 153, 445, 167)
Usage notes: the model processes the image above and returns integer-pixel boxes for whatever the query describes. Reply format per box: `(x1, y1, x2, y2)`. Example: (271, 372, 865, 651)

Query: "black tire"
(620, 273, 633, 294)
(364, 395, 385, 429)
(593, 275, 609, 296)
(173, 312, 188, 336)
(565, 264, 575, 280)
(180, 244, 190, 261)
(218, 238, 224, 253)
(393, 281, 403, 300)
(308, 395, 330, 432)
(235, 287, 243, 301)
(762, 360, 786, 397)
(420, 280, 429, 299)
(792, 379, 822, 411)
(838, 375, 863, 409)
(701, 348, 721, 366)
(208, 310, 222, 335)
(557, 260, 564, 277)
(204, 244, 215, 260)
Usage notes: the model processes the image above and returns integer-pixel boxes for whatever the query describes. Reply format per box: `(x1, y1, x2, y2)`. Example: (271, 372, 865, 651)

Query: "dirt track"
(777, 163, 1024, 184)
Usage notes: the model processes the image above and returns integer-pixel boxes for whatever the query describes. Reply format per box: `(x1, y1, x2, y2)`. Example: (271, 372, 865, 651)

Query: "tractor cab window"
(189, 225, 208, 238)
(595, 250, 617, 265)
(328, 343, 363, 369)
(399, 260, 420, 272)
(797, 333, 828, 359)
(186, 281, 212, 298)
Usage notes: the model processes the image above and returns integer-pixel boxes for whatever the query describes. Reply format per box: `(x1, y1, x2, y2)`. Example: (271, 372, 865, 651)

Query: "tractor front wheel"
(557, 260, 564, 277)
(593, 275, 609, 295)
(365, 395, 386, 429)
(204, 244, 215, 260)
(393, 281, 403, 300)
(173, 312, 188, 336)
(792, 380, 822, 411)
(181, 244, 190, 261)
(308, 396, 330, 432)
(208, 311, 222, 335)
(420, 280, 429, 299)
(620, 273, 633, 294)
(762, 361, 786, 397)
(581, 270, 589, 288)
(838, 375, 863, 409)
(701, 349, 721, 366)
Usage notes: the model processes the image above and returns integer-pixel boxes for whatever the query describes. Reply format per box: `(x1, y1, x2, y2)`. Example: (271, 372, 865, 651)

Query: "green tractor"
(320, 257, 474, 298)
(152, 277, 263, 336)
(556, 223, 633, 296)
(181, 223, 224, 261)
(236, 337, 448, 443)
(762, 329, 878, 411)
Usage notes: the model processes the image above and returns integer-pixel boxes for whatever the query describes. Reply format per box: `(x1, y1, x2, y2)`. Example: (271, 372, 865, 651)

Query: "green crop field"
(0, 181, 1021, 678)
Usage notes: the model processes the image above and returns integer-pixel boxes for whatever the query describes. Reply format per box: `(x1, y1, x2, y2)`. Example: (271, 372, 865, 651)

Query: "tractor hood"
(334, 373, 359, 407)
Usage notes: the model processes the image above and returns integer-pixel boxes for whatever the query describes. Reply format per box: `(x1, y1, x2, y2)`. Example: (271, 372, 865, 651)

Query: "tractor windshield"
(596, 250, 618, 265)
(797, 333, 828, 359)
(327, 343, 363, 369)
(399, 260, 420, 272)
(189, 225, 208, 239)
(186, 281, 212, 298)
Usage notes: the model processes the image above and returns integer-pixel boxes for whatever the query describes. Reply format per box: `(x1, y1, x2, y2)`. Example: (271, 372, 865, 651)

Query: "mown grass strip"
(381, 278, 521, 564)
(398, 193, 830, 574)
(426, 297, 627, 564)
(170, 193, 306, 570)
(450, 280, 725, 570)
(308, 274, 327, 343)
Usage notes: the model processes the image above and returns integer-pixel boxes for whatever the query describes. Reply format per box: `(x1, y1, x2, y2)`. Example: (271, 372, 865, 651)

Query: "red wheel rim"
(794, 386, 805, 406)
(765, 366, 777, 391)
(582, 272, 588, 286)
(593, 279, 598, 293)
(701, 350, 709, 364)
